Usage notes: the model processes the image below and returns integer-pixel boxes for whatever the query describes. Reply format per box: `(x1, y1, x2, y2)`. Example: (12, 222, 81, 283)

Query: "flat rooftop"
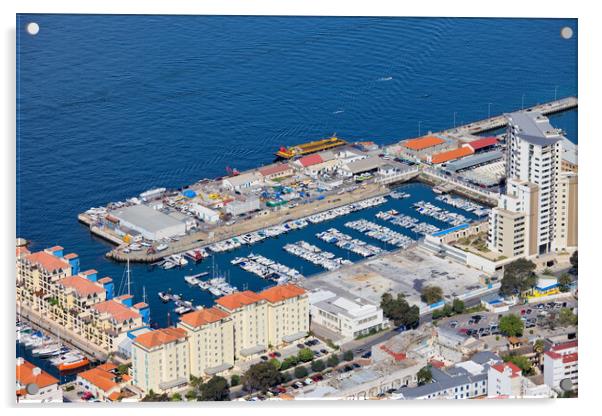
(507, 110, 564, 146)
(300, 245, 488, 308)
(110, 204, 184, 232)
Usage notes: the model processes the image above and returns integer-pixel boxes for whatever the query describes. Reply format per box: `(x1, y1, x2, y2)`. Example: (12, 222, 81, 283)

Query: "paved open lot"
(300, 245, 490, 307)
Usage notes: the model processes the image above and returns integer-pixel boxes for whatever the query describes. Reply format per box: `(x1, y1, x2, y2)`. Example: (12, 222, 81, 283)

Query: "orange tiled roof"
(98, 277, 113, 284)
(25, 251, 70, 272)
(48, 245, 64, 251)
(63, 253, 79, 260)
(216, 290, 262, 310)
(134, 327, 187, 349)
(491, 362, 522, 378)
(259, 284, 306, 303)
(81, 269, 98, 276)
(78, 364, 127, 393)
(403, 136, 445, 151)
(16, 359, 59, 389)
(133, 302, 148, 309)
(58, 275, 104, 297)
(108, 391, 121, 401)
(180, 307, 229, 328)
(91, 300, 140, 322)
(431, 146, 473, 164)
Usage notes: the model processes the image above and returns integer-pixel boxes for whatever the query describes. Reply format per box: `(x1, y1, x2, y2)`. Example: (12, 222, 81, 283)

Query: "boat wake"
(378, 76, 393, 81)
(332, 110, 345, 114)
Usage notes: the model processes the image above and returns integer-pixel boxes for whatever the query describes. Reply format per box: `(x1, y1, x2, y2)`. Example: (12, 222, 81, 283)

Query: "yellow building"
(177, 307, 234, 377)
(258, 284, 309, 347)
(215, 291, 269, 359)
(16, 245, 146, 356)
(131, 327, 189, 394)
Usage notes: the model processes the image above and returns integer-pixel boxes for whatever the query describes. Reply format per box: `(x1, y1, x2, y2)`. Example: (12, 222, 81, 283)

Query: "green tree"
(558, 308, 578, 327)
(294, 366, 308, 379)
(421, 285, 443, 305)
(380, 292, 420, 328)
(503, 355, 533, 376)
(185, 389, 198, 401)
(281, 355, 299, 371)
(558, 274, 572, 292)
(452, 298, 465, 314)
(499, 314, 524, 337)
(269, 358, 282, 371)
(342, 350, 354, 362)
(116, 363, 131, 375)
(199, 376, 230, 401)
(297, 348, 314, 363)
(170, 392, 182, 401)
(242, 362, 283, 393)
(327, 354, 340, 368)
(230, 374, 240, 387)
(570, 250, 578, 273)
(500, 259, 537, 296)
(311, 359, 326, 373)
(533, 339, 545, 354)
(417, 366, 432, 385)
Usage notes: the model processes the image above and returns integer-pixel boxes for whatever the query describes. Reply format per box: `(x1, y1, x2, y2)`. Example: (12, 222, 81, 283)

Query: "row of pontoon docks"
(16, 322, 89, 372)
(203, 196, 387, 254)
(284, 240, 353, 271)
(231, 253, 303, 282)
(316, 228, 383, 258)
(412, 200, 471, 226)
(184, 273, 238, 297)
(345, 219, 415, 248)
(435, 194, 490, 217)
(376, 210, 441, 235)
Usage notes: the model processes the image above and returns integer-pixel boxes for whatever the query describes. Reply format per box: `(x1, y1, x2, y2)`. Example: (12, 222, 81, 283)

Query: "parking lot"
(438, 299, 577, 339)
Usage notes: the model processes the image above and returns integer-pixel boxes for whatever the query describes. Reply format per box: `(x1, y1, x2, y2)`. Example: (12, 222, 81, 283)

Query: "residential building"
(489, 111, 567, 256)
(16, 245, 147, 356)
(131, 327, 189, 394)
(177, 307, 235, 377)
(259, 284, 309, 346)
(554, 171, 578, 250)
(394, 351, 502, 400)
(544, 340, 578, 393)
(308, 290, 388, 341)
(77, 363, 133, 402)
(16, 358, 62, 403)
(215, 290, 269, 359)
(487, 362, 552, 398)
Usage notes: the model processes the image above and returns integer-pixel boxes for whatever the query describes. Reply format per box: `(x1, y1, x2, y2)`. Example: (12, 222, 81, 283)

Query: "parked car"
(450, 320, 459, 328)
(361, 351, 372, 359)
(320, 349, 328, 354)
(274, 351, 282, 357)
(260, 355, 268, 361)
(296, 343, 305, 349)
(352, 363, 361, 369)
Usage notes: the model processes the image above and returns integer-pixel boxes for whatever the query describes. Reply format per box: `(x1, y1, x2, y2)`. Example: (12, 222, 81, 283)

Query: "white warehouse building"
(110, 204, 187, 241)
(189, 203, 220, 224)
(308, 290, 388, 341)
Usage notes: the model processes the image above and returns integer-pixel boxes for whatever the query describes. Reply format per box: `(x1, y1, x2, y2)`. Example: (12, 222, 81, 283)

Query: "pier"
(440, 96, 577, 136)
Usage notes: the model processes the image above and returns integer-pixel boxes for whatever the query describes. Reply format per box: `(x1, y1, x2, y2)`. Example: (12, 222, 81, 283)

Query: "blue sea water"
(16, 15, 577, 335)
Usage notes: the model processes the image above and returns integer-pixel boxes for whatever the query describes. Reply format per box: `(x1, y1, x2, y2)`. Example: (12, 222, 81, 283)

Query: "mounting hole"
(560, 26, 573, 40)
(26, 22, 40, 36)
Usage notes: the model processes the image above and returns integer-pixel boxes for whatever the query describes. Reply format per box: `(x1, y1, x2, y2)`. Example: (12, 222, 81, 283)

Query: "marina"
(435, 194, 491, 217)
(376, 211, 441, 235)
(345, 219, 415, 248)
(316, 228, 383, 258)
(412, 200, 471, 226)
(233, 253, 303, 282)
(284, 241, 352, 271)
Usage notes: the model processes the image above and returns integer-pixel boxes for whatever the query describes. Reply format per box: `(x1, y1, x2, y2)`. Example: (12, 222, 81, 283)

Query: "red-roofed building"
(544, 340, 578, 392)
(487, 361, 543, 399)
(77, 362, 134, 402)
(215, 290, 263, 311)
(430, 146, 474, 164)
(464, 137, 498, 152)
(258, 163, 294, 180)
(296, 153, 324, 168)
(258, 284, 306, 304)
(24, 251, 70, 274)
(16, 357, 62, 403)
(56, 275, 106, 304)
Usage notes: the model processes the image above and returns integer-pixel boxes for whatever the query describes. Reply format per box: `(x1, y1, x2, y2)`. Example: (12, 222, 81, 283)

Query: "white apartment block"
(489, 111, 574, 256)
(544, 340, 578, 393)
(487, 362, 552, 399)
